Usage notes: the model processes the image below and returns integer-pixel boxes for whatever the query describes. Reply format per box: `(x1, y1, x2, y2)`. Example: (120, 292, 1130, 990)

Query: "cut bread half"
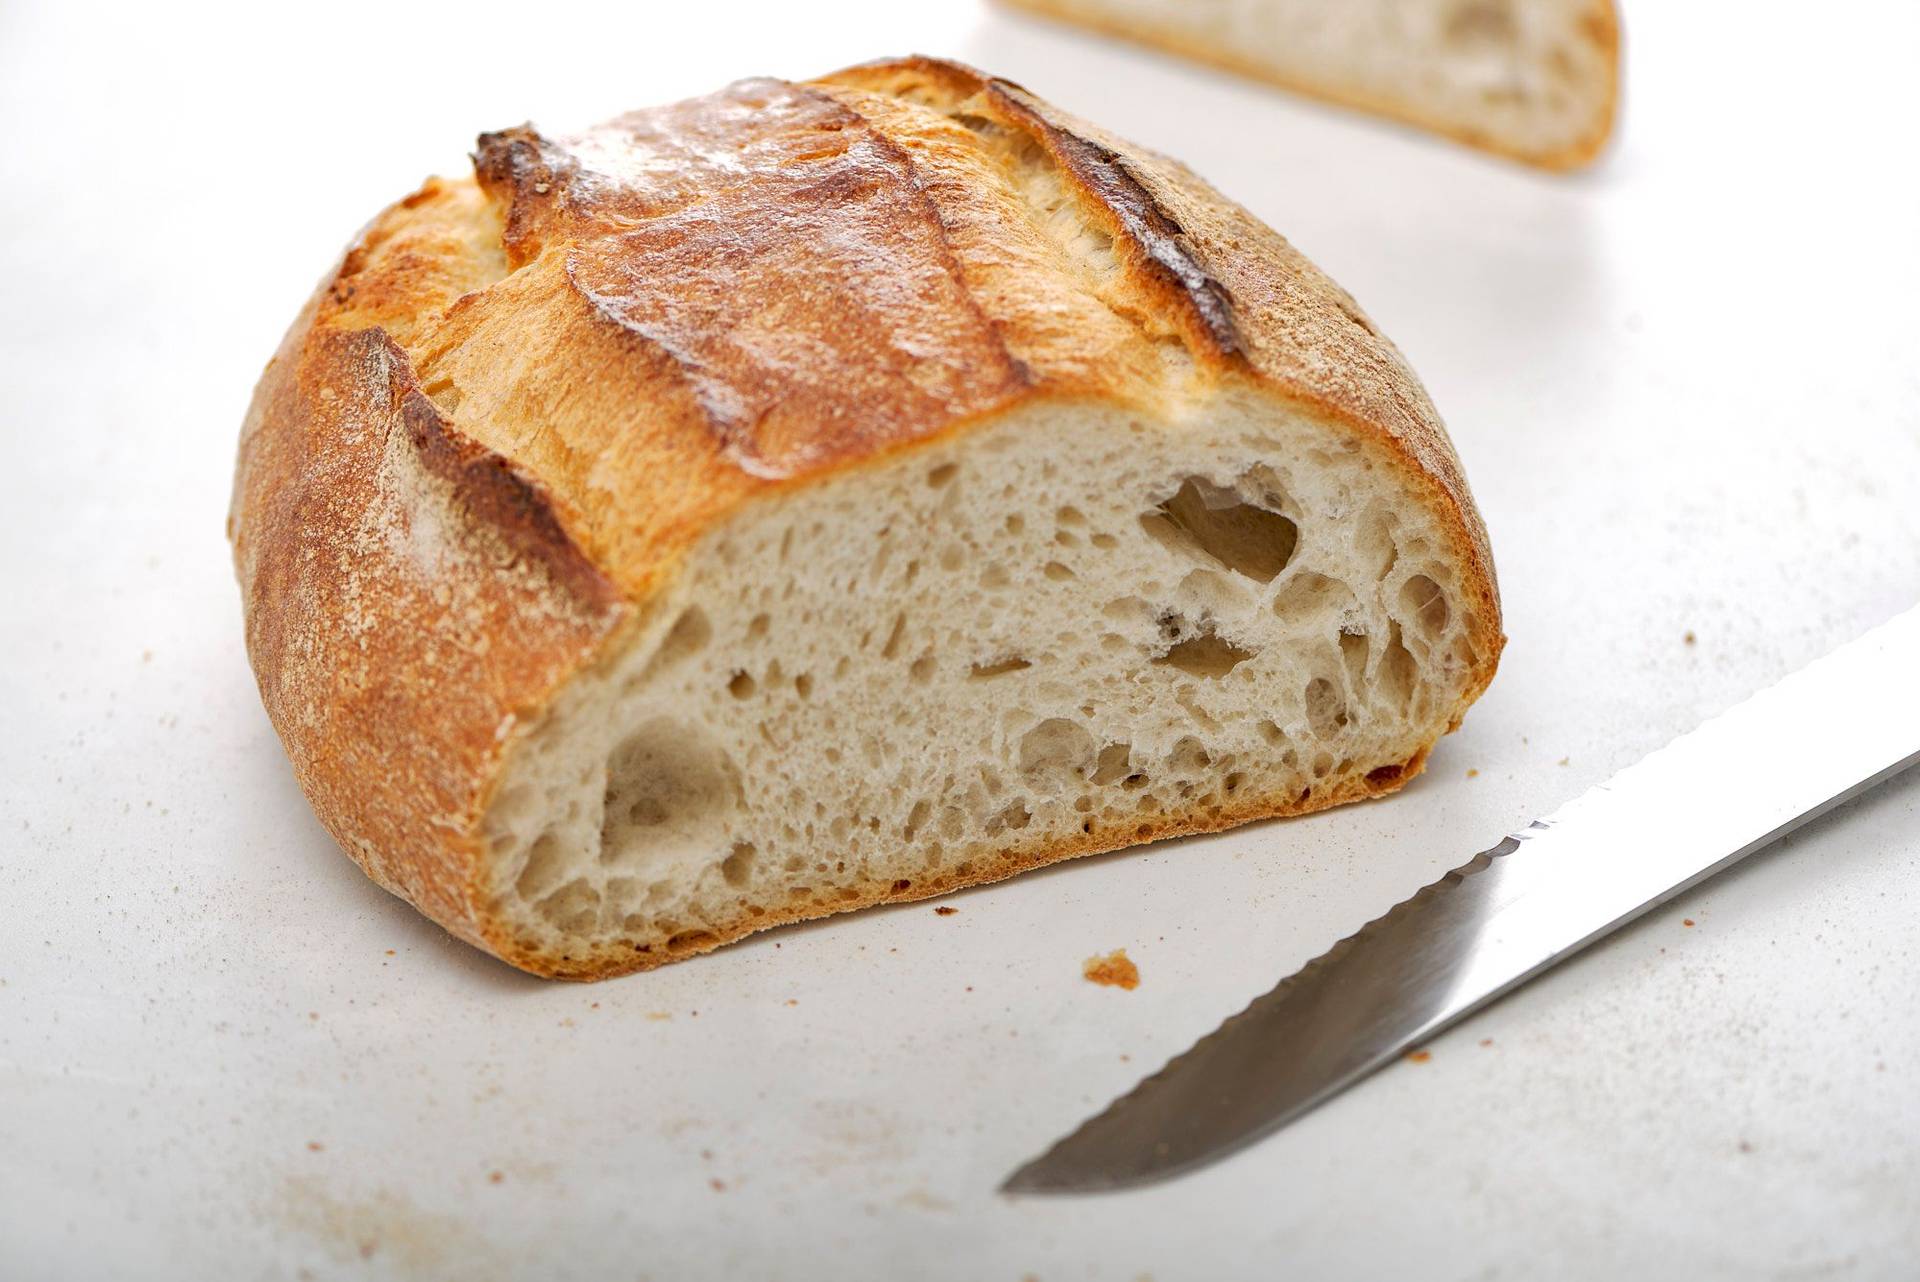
(229, 56, 1502, 978)
(1000, 0, 1621, 170)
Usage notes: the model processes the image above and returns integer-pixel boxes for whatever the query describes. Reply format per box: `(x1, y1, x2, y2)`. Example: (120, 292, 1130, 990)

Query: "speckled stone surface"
(2, 3, 1916, 1278)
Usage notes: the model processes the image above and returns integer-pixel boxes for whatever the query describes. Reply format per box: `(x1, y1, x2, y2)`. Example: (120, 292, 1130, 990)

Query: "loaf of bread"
(229, 56, 1502, 979)
(1000, 0, 1620, 170)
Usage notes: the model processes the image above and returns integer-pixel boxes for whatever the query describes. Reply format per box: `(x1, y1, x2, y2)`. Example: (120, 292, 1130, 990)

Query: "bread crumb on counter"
(934, 906, 958, 916)
(1405, 1049, 1432, 1064)
(1083, 950, 1140, 990)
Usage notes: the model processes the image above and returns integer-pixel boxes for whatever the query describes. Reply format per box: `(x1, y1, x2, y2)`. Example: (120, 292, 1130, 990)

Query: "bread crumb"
(1684, 631, 1697, 646)
(1083, 950, 1139, 990)
(934, 906, 958, 916)
(1682, 918, 1695, 927)
(1478, 1038, 1494, 1048)
(784, 999, 798, 1007)
(709, 1178, 726, 1192)
(1406, 1049, 1432, 1064)
(1466, 768, 1479, 778)
(385, 949, 395, 956)
(488, 1170, 504, 1184)
(1557, 757, 1570, 766)
(646, 1011, 672, 1021)
(306, 1141, 324, 1152)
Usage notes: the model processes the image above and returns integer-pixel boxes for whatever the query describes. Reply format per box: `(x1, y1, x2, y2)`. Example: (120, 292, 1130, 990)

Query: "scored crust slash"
(229, 56, 1501, 980)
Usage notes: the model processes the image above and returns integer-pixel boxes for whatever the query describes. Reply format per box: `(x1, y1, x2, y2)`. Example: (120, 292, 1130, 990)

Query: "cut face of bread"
(486, 395, 1487, 967)
(229, 57, 1501, 978)
(1001, 0, 1621, 170)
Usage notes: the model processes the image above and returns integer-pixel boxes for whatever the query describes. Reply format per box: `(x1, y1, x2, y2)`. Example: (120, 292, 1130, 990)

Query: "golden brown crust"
(996, 0, 1622, 172)
(230, 58, 1502, 979)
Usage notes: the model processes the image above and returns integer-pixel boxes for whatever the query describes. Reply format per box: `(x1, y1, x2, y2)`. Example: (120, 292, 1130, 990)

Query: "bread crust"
(230, 57, 1502, 978)
(997, 0, 1622, 172)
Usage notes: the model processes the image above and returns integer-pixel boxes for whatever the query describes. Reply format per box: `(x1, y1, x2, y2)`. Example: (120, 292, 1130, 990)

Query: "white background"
(3, 2, 1918, 1278)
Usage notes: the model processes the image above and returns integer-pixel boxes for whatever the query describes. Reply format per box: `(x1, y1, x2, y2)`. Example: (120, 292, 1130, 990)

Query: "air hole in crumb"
(649, 606, 711, 672)
(1004, 514, 1025, 535)
(970, 656, 1031, 679)
(1091, 532, 1118, 549)
(904, 799, 931, 841)
(721, 842, 756, 887)
(1401, 574, 1452, 638)
(1306, 678, 1349, 738)
(516, 832, 568, 898)
(927, 463, 957, 487)
(1142, 477, 1297, 582)
(910, 653, 937, 682)
(1339, 630, 1369, 687)
(988, 802, 1032, 833)
(1257, 720, 1285, 746)
(1091, 742, 1133, 785)
(1367, 763, 1406, 785)
(881, 613, 907, 659)
(1155, 630, 1255, 678)
(728, 671, 756, 699)
(1044, 561, 1075, 581)
(1380, 624, 1418, 711)
(746, 613, 770, 641)
(981, 564, 1010, 589)
(1019, 719, 1096, 780)
(794, 673, 813, 698)
(1056, 505, 1086, 526)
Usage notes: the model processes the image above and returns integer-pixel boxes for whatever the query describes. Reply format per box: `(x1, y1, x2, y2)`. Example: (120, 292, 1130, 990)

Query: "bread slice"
(1000, 0, 1620, 170)
(229, 56, 1502, 979)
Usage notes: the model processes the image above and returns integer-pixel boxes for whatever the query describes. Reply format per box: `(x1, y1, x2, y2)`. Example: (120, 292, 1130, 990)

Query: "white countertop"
(3, 3, 1917, 1278)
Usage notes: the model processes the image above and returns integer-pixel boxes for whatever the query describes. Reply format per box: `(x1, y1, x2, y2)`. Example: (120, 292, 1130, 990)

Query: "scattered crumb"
(784, 999, 798, 1007)
(1119, 1054, 1131, 1063)
(700, 1150, 714, 1161)
(589, 1002, 599, 1009)
(488, 1171, 504, 1185)
(1406, 1049, 1432, 1064)
(308, 1012, 319, 1021)
(709, 1178, 726, 1193)
(1083, 950, 1140, 990)
(385, 949, 395, 956)
(1684, 631, 1697, 646)
(934, 906, 958, 917)
(1466, 768, 1479, 779)
(141, 649, 153, 663)
(1683, 919, 1696, 928)
(646, 1012, 672, 1021)
(1478, 1038, 1494, 1048)
(307, 1141, 324, 1152)
(1737, 1140, 1753, 1154)
(1557, 757, 1570, 766)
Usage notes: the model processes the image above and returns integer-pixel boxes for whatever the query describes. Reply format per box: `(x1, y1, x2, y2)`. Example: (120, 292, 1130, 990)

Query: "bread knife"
(1003, 604, 1920, 1193)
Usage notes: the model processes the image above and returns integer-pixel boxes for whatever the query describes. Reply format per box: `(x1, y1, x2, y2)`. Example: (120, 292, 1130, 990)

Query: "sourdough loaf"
(1000, 0, 1621, 170)
(229, 56, 1502, 979)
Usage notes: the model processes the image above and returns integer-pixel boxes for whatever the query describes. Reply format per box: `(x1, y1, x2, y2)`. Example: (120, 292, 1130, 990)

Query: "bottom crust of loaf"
(488, 744, 1429, 980)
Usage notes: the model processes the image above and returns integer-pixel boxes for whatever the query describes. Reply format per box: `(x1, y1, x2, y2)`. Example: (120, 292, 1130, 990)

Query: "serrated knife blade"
(1003, 605, 1920, 1194)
